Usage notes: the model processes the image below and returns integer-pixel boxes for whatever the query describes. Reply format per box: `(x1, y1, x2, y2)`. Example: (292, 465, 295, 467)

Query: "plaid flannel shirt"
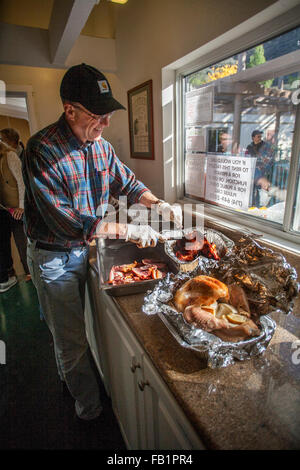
(22, 114, 149, 247)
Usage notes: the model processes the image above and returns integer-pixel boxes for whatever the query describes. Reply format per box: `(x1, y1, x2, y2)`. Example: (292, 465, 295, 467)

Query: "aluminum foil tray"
(142, 236, 299, 368)
(96, 238, 179, 296)
(164, 228, 235, 272)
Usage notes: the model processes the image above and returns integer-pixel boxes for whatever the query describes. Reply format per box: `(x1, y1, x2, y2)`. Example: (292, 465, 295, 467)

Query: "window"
(182, 25, 300, 241)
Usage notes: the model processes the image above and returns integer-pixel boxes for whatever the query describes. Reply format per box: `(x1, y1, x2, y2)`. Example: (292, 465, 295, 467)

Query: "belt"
(35, 241, 77, 253)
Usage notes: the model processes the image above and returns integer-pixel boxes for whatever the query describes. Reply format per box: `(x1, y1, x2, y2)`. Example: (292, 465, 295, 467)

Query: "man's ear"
(64, 103, 76, 122)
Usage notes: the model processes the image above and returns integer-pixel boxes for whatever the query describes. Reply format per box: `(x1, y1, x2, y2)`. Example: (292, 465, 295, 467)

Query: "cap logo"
(98, 80, 109, 93)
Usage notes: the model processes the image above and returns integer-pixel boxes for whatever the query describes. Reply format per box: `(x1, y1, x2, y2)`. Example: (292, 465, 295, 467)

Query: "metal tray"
(96, 238, 179, 296)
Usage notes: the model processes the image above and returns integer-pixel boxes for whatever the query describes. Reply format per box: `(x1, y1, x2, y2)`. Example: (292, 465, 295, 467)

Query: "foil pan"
(164, 228, 235, 272)
(142, 235, 299, 368)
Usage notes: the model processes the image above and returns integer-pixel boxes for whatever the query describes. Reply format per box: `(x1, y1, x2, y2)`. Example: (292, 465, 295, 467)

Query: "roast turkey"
(173, 275, 260, 342)
(174, 275, 229, 312)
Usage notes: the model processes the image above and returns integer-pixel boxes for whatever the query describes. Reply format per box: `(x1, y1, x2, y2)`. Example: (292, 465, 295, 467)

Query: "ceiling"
(0, 0, 116, 38)
(0, 0, 126, 69)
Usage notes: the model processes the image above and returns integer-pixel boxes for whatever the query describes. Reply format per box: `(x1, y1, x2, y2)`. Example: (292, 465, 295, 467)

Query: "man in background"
(217, 132, 232, 154)
(246, 130, 275, 206)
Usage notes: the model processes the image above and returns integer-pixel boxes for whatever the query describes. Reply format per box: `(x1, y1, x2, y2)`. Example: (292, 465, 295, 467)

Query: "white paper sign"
(205, 155, 256, 210)
(185, 86, 214, 125)
(186, 127, 206, 152)
(185, 153, 206, 198)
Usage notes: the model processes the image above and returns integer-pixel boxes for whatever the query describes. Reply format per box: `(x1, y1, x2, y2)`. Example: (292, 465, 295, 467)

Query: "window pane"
(184, 26, 300, 228)
(292, 155, 300, 233)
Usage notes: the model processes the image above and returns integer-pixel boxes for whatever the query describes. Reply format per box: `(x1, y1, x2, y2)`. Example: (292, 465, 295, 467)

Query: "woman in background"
(0, 128, 25, 161)
(0, 135, 30, 282)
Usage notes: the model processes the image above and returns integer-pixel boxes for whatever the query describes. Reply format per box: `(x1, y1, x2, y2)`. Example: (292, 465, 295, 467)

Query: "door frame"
(5, 84, 38, 136)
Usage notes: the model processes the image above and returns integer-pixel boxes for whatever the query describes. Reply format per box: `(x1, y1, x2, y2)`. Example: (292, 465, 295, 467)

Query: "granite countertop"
(89, 227, 300, 450)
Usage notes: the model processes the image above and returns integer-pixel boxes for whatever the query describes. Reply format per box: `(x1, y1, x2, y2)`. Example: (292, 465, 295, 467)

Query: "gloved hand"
(125, 224, 163, 248)
(154, 200, 183, 228)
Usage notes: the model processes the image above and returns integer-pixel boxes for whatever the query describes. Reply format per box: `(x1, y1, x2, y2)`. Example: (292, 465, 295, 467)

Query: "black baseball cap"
(252, 130, 263, 138)
(60, 63, 126, 115)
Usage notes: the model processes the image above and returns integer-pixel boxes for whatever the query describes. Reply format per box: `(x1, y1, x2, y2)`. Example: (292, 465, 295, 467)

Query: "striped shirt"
(22, 114, 148, 247)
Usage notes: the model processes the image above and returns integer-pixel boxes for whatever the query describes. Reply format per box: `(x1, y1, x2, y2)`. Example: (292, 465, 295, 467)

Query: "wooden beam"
(48, 0, 96, 65)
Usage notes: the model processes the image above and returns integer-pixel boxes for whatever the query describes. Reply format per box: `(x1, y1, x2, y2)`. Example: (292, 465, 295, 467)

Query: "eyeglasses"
(71, 103, 114, 122)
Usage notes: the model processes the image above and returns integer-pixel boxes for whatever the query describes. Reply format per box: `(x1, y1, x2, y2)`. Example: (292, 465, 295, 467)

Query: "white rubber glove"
(155, 201, 183, 228)
(125, 224, 163, 248)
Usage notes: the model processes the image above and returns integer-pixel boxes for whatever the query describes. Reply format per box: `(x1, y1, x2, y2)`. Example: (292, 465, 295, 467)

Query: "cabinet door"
(143, 355, 205, 450)
(102, 301, 144, 450)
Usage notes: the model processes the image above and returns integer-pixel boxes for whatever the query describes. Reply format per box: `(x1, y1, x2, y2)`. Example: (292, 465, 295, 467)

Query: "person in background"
(217, 132, 232, 154)
(246, 130, 275, 207)
(22, 63, 182, 424)
(0, 128, 25, 162)
(0, 136, 31, 282)
(0, 207, 17, 293)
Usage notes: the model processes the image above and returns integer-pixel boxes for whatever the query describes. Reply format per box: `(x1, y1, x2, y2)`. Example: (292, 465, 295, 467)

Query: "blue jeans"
(27, 240, 102, 420)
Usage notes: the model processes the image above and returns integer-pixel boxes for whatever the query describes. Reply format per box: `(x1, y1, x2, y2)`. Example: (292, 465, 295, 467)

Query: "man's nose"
(100, 115, 110, 127)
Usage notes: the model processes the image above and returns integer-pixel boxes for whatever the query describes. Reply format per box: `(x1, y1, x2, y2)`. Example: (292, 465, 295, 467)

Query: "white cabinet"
(100, 296, 146, 449)
(142, 354, 204, 450)
(98, 292, 205, 450)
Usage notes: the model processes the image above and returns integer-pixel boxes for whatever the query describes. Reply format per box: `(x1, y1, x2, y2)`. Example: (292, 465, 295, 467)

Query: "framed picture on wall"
(127, 80, 154, 160)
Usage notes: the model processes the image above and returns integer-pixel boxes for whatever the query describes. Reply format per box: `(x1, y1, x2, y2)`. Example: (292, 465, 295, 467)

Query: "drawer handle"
(138, 380, 149, 391)
(130, 363, 141, 373)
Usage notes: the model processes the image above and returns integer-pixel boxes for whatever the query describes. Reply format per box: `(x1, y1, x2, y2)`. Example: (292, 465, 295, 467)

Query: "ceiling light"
(107, 0, 128, 4)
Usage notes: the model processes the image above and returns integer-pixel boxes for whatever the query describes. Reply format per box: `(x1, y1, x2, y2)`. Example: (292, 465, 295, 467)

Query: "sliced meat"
(108, 260, 168, 285)
(213, 319, 260, 342)
(132, 267, 152, 280)
(142, 259, 168, 269)
(151, 268, 164, 279)
(118, 261, 137, 273)
(183, 231, 205, 252)
(142, 259, 161, 265)
(109, 267, 125, 284)
(183, 304, 260, 342)
(228, 284, 250, 314)
(183, 305, 229, 331)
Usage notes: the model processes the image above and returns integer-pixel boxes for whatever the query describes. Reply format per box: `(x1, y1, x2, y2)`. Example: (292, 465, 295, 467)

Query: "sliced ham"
(142, 259, 167, 269)
(132, 267, 152, 279)
(142, 258, 161, 265)
(118, 261, 137, 273)
(108, 267, 125, 284)
(108, 260, 167, 285)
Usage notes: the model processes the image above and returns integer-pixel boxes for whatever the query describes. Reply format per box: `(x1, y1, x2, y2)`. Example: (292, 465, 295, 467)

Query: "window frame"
(175, 5, 300, 247)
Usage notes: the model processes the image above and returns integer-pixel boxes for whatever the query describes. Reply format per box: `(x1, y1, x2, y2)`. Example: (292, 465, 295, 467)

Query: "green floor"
(0, 277, 125, 449)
